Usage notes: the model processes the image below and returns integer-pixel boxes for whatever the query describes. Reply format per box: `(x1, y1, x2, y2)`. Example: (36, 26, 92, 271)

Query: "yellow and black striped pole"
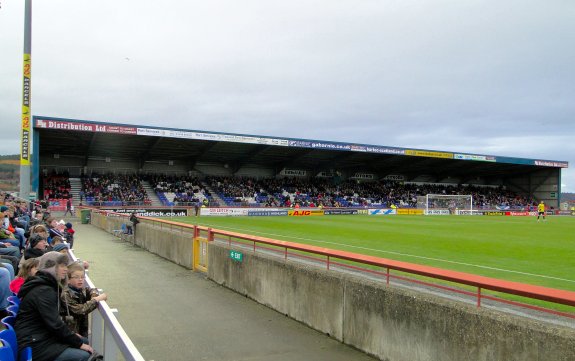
(20, 0, 32, 200)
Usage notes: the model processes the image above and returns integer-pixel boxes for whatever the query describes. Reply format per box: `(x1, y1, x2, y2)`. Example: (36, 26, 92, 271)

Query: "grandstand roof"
(33, 116, 568, 181)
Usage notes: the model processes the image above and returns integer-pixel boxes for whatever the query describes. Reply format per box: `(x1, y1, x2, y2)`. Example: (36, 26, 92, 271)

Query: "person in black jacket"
(129, 212, 140, 236)
(15, 251, 95, 361)
(23, 234, 48, 260)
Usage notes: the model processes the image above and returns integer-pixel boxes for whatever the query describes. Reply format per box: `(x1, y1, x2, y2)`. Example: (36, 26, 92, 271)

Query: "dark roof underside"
(37, 128, 546, 181)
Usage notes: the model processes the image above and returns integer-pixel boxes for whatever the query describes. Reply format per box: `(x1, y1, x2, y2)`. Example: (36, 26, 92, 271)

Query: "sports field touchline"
(197, 222, 575, 285)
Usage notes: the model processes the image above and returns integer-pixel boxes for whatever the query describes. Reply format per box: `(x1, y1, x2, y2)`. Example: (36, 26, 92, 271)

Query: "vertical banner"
(21, 53, 31, 166)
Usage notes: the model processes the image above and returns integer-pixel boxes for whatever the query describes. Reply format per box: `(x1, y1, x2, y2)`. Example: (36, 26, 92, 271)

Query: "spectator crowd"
(39, 171, 534, 210)
(42, 171, 71, 200)
(81, 173, 151, 206)
(1, 191, 105, 361)
(200, 176, 533, 209)
(147, 174, 211, 206)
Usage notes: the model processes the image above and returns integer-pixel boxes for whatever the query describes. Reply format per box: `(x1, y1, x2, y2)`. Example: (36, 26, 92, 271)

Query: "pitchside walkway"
(70, 219, 377, 361)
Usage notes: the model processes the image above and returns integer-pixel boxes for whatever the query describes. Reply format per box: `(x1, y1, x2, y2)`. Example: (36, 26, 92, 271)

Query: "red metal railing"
(95, 210, 575, 317)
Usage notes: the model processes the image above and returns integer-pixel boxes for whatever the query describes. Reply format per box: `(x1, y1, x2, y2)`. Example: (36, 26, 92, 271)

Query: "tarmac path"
(71, 221, 377, 361)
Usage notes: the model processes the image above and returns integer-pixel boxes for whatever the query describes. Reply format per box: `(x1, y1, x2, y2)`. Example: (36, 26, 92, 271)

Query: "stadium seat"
(7, 296, 19, 307)
(2, 315, 16, 327)
(0, 326, 17, 361)
(0, 325, 32, 361)
(6, 305, 18, 317)
(0, 339, 15, 361)
(19, 346, 32, 361)
(112, 223, 128, 237)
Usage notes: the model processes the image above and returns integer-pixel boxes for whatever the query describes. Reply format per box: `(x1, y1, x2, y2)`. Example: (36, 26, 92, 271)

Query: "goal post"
(423, 194, 473, 215)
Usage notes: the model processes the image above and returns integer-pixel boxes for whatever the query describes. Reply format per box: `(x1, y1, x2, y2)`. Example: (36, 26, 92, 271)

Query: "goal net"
(421, 194, 473, 215)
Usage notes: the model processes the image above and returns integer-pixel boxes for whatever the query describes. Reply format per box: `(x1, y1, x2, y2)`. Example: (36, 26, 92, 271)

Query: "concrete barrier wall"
(90, 212, 194, 269)
(208, 242, 575, 361)
(208, 243, 344, 340)
(90, 212, 575, 361)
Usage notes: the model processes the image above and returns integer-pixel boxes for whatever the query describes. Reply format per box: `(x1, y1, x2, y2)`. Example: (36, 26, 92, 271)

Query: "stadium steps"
(201, 182, 224, 207)
(69, 178, 82, 205)
(141, 181, 164, 207)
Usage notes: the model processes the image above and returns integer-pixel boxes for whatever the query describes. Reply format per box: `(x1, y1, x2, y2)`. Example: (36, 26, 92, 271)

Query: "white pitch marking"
(197, 222, 575, 284)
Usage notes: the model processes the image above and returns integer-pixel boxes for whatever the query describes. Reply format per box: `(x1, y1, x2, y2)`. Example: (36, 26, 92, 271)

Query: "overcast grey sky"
(1, 0, 574, 191)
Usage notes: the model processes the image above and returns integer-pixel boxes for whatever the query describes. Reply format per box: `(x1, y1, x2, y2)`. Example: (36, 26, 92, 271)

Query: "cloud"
(0, 0, 573, 191)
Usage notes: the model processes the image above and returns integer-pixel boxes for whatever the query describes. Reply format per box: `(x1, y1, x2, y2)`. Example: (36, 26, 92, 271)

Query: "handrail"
(128, 212, 575, 309)
(68, 248, 146, 361)
(92, 209, 575, 310)
(209, 229, 575, 307)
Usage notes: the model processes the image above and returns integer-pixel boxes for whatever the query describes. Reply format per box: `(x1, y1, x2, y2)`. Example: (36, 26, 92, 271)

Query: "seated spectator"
(81, 173, 150, 206)
(0, 256, 14, 278)
(0, 253, 19, 275)
(0, 226, 21, 249)
(42, 171, 71, 200)
(5, 206, 27, 249)
(25, 211, 45, 239)
(0, 235, 21, 260)
(29, 224, 49, 241)
(53, 242, 70, 254)
(61, 263, 108, 339)
(9, 257, 39, 294)
(15, 251, 95, 361)
(0, 265, 12, 319)
(2, 205, 25, 249)
(46, 217, 67, 244)
(24, 234, 48, 260)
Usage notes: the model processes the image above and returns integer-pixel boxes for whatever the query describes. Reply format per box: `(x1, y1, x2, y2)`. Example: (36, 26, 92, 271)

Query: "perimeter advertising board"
(368, 209, 397, 215)
(102, 208, 189, 217)
(200, 208, 287, 217)
(288, 210, 325, 216)
(396, 209, 424, 215)
(200, 208, 250, 216)
(324, 209, 359, 215)
(248, 210, 288, 216)
(424, 210, 451, 215)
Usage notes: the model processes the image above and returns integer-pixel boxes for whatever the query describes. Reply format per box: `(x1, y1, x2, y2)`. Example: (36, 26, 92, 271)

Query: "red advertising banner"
(35, 119, 137, 135)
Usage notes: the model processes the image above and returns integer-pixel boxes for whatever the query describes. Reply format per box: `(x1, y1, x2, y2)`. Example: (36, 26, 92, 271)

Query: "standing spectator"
(129, 212, 139, 236)
(15, 251, 95, 361)
(63, 199, 74, 217)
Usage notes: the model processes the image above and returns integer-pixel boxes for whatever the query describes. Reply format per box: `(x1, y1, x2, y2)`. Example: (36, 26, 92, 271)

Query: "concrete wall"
(208, 242, 575, 361)
(90, 211, 194, 269)
(90, 212, 575, 361)
(208, 243, 345, 340)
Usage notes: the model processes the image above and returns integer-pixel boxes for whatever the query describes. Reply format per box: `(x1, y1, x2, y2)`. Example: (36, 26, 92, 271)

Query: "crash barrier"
(66, 251, 146, 361)
(90, 209, 575, 361)
(209, 243, 575, 361)
(89, 208, 575, 313)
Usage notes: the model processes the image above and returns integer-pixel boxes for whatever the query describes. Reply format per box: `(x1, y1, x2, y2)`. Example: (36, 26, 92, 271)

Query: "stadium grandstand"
(3, 116, 573, 361)
(32, 116, 568, 212)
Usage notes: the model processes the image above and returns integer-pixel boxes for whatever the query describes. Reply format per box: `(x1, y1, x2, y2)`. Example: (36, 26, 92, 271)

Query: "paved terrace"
(71, 219, 377, 361)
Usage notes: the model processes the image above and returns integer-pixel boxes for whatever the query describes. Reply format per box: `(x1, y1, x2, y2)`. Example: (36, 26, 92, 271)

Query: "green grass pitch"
(172, 215, 575, 293)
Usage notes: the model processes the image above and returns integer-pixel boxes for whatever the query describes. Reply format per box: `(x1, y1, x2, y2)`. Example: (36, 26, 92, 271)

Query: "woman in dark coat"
(15, 251, 95, 361)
